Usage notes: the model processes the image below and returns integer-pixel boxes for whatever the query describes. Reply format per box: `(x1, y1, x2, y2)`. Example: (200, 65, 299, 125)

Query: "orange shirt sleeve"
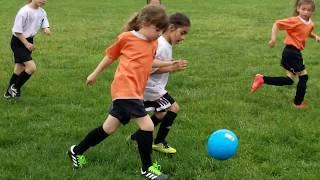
(276, 17, 301, 30)
(105, 33, 127, 60)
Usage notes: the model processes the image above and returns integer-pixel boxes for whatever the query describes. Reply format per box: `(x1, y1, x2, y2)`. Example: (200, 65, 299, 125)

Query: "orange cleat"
(251, 74, 264, 93)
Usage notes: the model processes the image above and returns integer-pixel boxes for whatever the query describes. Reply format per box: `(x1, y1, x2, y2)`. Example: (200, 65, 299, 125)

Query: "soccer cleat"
(141, 162, 168, 180)
(251, 74, 264, 93)
(4, 90, 11, 99)
(152, 142, 176, 154)
(294, 102, 307, 109)
(67, 145, 87, 169)
(8, 84, 18, 97)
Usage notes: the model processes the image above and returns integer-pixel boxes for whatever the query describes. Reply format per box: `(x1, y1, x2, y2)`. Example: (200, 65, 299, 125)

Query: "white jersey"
(12, 5, 49, 38)
(144, 36, 172, 101)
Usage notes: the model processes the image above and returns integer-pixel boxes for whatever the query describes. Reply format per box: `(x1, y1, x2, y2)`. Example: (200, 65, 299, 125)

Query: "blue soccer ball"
(207, 129, 239, 160)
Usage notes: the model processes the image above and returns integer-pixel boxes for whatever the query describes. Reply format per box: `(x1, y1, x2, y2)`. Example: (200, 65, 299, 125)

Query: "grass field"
(1, 0, 320, 179)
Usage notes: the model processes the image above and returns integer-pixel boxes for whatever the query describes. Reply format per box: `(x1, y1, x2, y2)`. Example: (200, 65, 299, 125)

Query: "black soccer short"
(281, 45, 305, 74)
(108, 99, 147, 125)
(144, 93, 175, 112)
(11, 35, 33, 63)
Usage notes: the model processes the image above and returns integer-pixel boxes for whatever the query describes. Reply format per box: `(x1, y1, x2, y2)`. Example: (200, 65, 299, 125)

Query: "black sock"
(15, 71, 31, 90)
(73, 126, 109, 155)
(131, 115, 161, 141)
(154, 111, 177, 144)
(136, 130, 153, 171)
(294, 75, 308, 105)
(7, 73, 19, 90)
(263, 76, 294, 86)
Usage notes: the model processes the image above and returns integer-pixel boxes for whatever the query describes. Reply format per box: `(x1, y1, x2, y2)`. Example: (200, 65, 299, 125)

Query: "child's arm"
(309, 31, 320, 42)
(15, 33, 35, 51)
(152, 59, 174, 68)
(86, 56, 114, 85)
(268, 23, 279, 48)
(153, 60, 188, 74)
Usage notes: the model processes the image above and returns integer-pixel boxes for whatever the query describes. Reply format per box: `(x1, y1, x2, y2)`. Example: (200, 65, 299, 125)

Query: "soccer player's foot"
(67, 145, 87, 169)
(251, 74, 264, 93)
(8, 84, 18, 97)
(294, 101, 307, 109)
(141, 163, 168, 180)
(4, 90, 11, 99)
(152, 142, 176, 154)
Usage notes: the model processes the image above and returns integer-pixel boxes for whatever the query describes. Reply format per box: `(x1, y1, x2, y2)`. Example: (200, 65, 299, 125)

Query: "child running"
(128, 12, 191, 154)
(67, 5, 169, 180)
(251, 0, 320, 109)
(4, 0, 50, 98)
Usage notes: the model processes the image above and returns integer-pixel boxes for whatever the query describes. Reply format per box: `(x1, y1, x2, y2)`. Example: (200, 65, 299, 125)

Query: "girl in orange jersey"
(251, 0, 320, 109)
(67, 5, 169, 180)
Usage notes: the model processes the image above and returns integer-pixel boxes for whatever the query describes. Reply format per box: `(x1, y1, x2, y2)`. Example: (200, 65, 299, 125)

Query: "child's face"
(297, 4, 314, 20)
(167, 25, 190, 45)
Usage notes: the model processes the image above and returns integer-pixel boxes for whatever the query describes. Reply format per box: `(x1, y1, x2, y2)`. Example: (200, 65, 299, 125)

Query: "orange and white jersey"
(106, 31, 158, 100)
(276, 16, 314, 50)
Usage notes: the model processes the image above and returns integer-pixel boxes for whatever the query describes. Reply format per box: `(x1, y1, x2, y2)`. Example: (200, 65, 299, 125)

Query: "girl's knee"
(169, 102, 180, 113)
(25, 66, 36, 74)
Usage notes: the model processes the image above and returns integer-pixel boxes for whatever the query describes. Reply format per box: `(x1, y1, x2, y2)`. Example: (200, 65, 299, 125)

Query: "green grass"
(1, 0, 320, 179)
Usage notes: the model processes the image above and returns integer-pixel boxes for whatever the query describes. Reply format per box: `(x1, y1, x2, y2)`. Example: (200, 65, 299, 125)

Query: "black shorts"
(281, 45, 305, 74)
(144, 93, 175, 112)
(108, 99, 147, 125)
(11, 35, 33, 63)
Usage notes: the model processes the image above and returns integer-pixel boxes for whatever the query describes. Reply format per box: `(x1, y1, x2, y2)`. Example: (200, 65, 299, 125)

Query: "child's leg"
(263, 71, 295, 86)
(14, 60, 36, 91)
(130, 113, 161, 140)
(154, 102, 179, 144)
(5, 64, 25, 97)
(294, 70, 308, 105)
(72, 115, 120, 155)
(134, 115, 154, 171)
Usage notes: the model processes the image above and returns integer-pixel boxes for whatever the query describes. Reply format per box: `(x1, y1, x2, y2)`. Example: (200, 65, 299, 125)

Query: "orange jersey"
(106, 31, 157, 100)
(276, 16, 314, 50)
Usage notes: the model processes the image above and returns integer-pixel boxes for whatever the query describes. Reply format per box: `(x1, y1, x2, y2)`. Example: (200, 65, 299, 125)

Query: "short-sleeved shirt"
(276, 16, 314, 50)
(106, 31, 158, 100)
(12, 5, 49, 38)
(144, 35, 172, 101)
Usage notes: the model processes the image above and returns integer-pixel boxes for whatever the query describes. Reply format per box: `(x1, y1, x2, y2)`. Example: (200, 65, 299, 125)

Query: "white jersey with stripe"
(144, 35, 172, 101)
(12, 5, 49, 38)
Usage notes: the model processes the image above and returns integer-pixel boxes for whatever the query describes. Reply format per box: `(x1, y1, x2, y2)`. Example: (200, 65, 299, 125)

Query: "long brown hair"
(123, 5, 168, 32)
(293, 0, 316, 15)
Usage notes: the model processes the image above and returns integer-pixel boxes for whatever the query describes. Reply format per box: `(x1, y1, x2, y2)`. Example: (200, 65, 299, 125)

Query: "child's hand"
(86, 73, 97, 86)
(25, 42, 35, 51)
(43, 28, 51, 36)
(315, 35, 320, 43)
(268, 40, 276, 48)
(172, 60, 188, 71)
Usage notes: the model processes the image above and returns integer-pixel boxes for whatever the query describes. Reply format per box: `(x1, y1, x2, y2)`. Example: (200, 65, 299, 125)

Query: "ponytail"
(122, 12, 140, 32)
(122, 5, 168, 32)
(293, 0, 300, 16)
